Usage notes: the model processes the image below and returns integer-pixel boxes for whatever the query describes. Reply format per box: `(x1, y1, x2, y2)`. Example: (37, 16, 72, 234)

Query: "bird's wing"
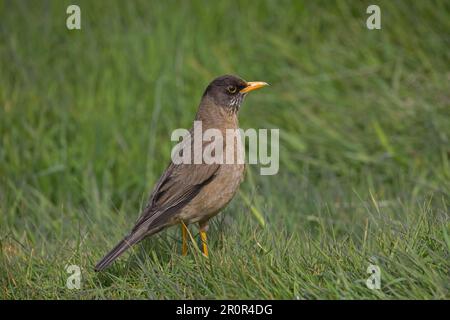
(130, 132, 220, 234)
(95, 136, 220, 271)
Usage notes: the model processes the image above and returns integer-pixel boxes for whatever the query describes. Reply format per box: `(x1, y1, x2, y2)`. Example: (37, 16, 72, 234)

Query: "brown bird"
(95, 75, 268, 271)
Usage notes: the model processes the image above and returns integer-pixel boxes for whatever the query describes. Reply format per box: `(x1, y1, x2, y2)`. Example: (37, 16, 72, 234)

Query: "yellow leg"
(181, 222, 188, 256)
(200, 230, 208, 257)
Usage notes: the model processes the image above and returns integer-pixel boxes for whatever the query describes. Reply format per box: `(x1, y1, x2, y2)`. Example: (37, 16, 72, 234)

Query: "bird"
(95, 75, 268, 271)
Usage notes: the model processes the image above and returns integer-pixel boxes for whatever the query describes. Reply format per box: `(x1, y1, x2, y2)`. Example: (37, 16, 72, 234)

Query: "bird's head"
(202, 75, 268, 113)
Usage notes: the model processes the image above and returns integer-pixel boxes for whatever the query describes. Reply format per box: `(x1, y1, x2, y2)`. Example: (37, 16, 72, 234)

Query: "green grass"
(1, 0, 449, 299)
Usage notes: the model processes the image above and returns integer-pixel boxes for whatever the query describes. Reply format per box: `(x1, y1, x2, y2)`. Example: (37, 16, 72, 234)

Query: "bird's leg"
(181, 222, 188, 256)
(199, 221, 209, 257)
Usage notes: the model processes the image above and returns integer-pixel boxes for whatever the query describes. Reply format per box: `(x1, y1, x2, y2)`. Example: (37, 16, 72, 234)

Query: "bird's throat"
(195, 97, 239, 129)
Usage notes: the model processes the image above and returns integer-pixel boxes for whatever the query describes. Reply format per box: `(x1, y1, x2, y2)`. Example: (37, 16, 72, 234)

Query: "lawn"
(0, 0, 449, 299)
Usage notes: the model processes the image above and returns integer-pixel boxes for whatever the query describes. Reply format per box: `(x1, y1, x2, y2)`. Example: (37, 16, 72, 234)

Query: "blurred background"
(0, 0, 449, 299)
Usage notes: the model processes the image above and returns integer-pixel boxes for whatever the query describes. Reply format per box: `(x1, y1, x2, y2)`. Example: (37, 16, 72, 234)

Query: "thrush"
(95, 75, 268, 271)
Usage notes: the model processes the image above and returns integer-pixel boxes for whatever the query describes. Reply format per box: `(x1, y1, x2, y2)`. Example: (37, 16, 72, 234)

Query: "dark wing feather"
(131, 131, 220, 233)
(95, 130, 221, 271)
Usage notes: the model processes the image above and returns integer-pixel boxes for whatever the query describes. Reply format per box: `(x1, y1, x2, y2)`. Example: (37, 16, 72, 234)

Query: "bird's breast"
(176, 123, 246, 224)
(178, 163, 244, 224)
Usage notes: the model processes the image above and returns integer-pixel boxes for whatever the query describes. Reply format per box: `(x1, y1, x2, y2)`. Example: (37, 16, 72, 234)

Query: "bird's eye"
(227, 86, 237, 94)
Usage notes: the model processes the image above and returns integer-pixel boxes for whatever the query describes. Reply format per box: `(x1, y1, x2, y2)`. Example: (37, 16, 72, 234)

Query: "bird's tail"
(95, 235, 140, 272)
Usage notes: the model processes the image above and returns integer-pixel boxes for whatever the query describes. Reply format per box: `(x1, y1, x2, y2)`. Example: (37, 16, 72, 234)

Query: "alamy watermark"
(65, 264, 81, 289)
(66, 5, 81, 30)
(366, 263, 381, 290)
(171, 121, 279, 175)
(366, 5, 381, 30)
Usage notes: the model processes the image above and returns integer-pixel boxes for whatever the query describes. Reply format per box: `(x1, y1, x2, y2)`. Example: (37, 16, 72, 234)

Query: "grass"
(0, 0, 449, 299)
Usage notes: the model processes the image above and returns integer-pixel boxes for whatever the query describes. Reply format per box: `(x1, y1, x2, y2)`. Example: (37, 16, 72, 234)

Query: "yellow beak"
(240, 81, 269, 94)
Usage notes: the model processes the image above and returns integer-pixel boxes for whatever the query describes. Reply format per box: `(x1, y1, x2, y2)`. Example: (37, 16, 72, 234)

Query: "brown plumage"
(95, 75, 268, 271)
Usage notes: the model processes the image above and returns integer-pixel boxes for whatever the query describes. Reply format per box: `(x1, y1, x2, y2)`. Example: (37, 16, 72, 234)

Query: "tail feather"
(95, 218, 167, 271)
(95, 236, 139, 272)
